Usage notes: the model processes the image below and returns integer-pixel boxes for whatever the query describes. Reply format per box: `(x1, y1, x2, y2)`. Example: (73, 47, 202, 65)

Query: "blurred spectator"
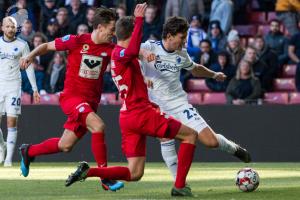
(85, 7, 95, 32)
(210, 0, 233, 34)
(288, 32, 300, 91)
(254, 36, 278, 89)
(275, 0, 300, 36)
(67, 0, 87, 34)
(77, 24, 88, 35)
(165, 0, 205, 22)
(207, 20, 227, 53)
(142, 4, 162, 42)
(186, 14, 207, 62)
(39, 0, 58, 32)
(265, 19, 289, 65)
(56, 7, 70, 36)
(243, 46, 269, 92)
(226, 59, 262, 105)
(65, 0, 95, 6)
(43, 52, 66, 94)
(198, 39, 217, 67)
(19, 19, 35, 45)
(116, 5, 126, 19)
(11, 0, 37, 30)
(104, 65, 118, 93)
(206, 51, 236, 92)
(226, 29, 245, 67)
(45, 18, 60, 41)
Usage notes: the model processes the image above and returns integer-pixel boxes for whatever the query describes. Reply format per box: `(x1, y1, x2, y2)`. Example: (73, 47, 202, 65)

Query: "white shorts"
(0, 86, 21, 117)
(168, 104, 208, 134)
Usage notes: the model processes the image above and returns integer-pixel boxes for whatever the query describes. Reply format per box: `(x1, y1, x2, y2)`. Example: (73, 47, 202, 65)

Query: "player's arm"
(118, 3, 147, 62)
(20, 41, 56, 70)
(191, 63, 226, 82)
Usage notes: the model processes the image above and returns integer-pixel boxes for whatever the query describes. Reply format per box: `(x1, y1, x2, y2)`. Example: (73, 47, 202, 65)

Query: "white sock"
(5, 127, 17, 163)
(215, 134, 237, 155)
(161, 139, 178, 180)
(0, 128, 5, 146)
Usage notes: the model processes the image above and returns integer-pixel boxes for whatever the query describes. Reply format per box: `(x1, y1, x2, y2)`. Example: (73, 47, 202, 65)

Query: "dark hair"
(162, 16, 189, 39)
(200, 39, 211, 46)
(32, 32, 48, 43)
(115, 16, 134, 41)
(92, 7, 116, 29)
(218, 51, 228, 58)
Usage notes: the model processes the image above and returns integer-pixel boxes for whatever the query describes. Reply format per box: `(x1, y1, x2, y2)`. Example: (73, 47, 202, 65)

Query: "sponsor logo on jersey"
(120, 49, 125, 57)
(154, 55, 180, 73)
(79, 54, 103, 79)
(62, 35, 70, 42)
(0, 52, 18, 59)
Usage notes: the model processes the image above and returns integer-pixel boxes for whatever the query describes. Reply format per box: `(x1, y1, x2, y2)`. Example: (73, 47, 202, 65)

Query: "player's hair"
(115, 16, 134, 41)
(92, 7, 116, 29)
(2, 16, 17, 27)
(162, 16, 189, 39)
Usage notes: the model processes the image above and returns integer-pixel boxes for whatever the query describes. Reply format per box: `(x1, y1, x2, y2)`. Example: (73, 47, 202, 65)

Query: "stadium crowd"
(1, 0, 300, 105)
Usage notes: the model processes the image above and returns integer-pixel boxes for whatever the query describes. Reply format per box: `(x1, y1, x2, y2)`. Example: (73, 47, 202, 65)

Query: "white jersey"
(0, 36, 37, 90)
(141, 40, 195, 113)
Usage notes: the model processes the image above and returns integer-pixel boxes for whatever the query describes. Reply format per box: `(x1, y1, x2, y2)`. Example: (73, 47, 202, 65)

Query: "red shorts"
(119, 104, 181, 157)
(60, 94, 98, 138)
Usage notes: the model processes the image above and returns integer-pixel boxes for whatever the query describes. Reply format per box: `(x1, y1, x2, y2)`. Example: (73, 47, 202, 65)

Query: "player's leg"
(160, 138, 177, 180)
(198, 126, 251, 163)
(4, 116, 17, 166)
(0, 115, 6, 164)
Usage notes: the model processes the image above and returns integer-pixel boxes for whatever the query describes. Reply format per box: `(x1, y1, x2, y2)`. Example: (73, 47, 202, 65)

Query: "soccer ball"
(236, 168, 260, 192)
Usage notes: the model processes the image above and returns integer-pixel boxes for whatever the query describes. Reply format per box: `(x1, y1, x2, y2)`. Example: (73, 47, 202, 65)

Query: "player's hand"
(20, 57, 33, 70)
(213, 72, 227, 82)
(146, 53, 156, 62)
(33, 91, 40, 104)
(145, 78, 153, 89)
(134, 3, 147, 17)
(140, 49, 156, 62)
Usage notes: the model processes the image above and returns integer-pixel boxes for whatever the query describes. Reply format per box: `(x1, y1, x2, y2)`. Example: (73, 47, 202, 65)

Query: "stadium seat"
(282, 64, 297, 78)
(234, 25, 257, 37)
(273, 78, 296, 91)
(100, 93, 117, 105)
(187, 93, 202, 105)
(249, 12, 267, 24)
(186, 79, 210, 92)
(21, 93, 32, 105)
(39, 94, 60, 105)
(264, 92, 289, 104)
(202, 93, 226, 105)
(289, 92, 300, 104)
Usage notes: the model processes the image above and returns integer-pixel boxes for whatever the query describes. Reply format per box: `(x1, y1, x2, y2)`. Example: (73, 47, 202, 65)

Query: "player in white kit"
(0, 17, 39, 166)
(141, 16, 251, 179)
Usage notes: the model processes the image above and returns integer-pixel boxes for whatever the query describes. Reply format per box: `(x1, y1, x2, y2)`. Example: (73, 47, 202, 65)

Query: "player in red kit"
(18, 7, 123, 191)
(65, 3, 198, 197)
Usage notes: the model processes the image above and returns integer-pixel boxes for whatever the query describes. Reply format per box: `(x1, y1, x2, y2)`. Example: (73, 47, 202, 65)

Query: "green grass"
(1, 162, 300, 200)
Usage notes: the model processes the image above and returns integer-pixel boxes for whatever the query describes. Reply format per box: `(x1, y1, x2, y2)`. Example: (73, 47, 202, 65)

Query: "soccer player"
(65, 3, 198, 197)
(18, 7, 123, 191)
(140, 16, 251, 180)
(0, 17, 39, 167)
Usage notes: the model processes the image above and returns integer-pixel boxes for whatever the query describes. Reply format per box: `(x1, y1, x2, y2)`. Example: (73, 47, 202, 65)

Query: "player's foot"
(101, 179, 124, 191)
(0, 142, 6, 164)
(3, 161, 12, 167)
(19, 144, 34, 177)
(171, 185, 193, 197)
(234, 145, 251, 163)
(65, 161, 89, 187)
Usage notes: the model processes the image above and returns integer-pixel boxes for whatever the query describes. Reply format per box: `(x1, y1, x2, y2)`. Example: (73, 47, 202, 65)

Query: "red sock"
(175, 143, 196, 188)
(91, 132, 107, 167)
(28, 138, 60, 157)
(87, 166, 131, 181)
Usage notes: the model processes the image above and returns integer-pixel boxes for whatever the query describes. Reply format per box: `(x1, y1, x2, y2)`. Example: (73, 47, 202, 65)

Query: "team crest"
(80, 44, 89, 53)
(176, 56, 181, 64)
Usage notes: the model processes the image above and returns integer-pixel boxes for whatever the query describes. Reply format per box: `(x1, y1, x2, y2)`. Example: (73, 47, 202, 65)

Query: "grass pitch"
(0, 162, 300, 200)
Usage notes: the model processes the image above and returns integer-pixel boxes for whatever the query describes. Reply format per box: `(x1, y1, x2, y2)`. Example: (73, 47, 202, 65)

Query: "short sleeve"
(21, 42, 30, 57)
(181, 49, 195, 71)
(140, 40, 154, 51)
(55, 34, 77, 51)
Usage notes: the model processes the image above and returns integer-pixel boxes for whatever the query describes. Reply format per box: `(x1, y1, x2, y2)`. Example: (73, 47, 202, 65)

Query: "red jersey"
(111, 17, 150, 111)
(55, 33, 114, 103)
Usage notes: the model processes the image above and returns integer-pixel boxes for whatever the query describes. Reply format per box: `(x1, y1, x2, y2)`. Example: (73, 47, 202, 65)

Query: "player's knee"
(58, 143, 73, 153)
(182, 130, 197, 145)
(205, 138, 219, 148)
(90, 121, 105, 133)
(130, 170, 144, 181)
(7, 118, 17, 127)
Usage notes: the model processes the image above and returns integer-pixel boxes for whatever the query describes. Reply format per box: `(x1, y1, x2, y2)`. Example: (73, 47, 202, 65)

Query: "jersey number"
(112, 73, 128, 98)
(183, 108, 199, 120)
(11, 97, 21, 106)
